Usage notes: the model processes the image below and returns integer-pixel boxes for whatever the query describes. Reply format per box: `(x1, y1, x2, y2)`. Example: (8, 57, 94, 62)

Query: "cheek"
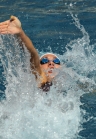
(55, 65, 60, 68)
(40, 64, 48, 70)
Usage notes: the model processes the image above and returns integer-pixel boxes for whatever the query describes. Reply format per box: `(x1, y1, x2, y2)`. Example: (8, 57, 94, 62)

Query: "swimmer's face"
(40, 54, 61, 79)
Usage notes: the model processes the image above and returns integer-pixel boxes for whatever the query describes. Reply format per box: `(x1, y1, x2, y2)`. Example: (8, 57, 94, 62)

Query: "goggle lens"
(40, 58, 60, 65)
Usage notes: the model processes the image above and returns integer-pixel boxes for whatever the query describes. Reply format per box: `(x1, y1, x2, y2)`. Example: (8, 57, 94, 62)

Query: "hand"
(0, 15, 22, 34)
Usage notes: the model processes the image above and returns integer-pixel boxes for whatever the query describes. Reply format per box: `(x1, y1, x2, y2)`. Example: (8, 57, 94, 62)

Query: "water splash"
(0, 14, 95, 139)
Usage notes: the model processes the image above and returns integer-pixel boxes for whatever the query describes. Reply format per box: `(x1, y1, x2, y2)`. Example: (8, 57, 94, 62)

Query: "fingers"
(0, 28, 11, 34)
(0, 24, 8, 28)
(0, 20, 11, 34)
(0, 24, 10, 34)
(0, 20, 9, 26)
(0, 28, 12, 34)
(0, 24, 8, 32)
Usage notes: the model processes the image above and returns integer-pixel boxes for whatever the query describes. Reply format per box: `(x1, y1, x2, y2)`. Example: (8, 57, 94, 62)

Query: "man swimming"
(0, 16, 61, 90)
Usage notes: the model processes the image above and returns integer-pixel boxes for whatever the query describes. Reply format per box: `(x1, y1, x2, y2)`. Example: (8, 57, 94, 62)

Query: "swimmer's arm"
(0, 16, 41, 74)
(19, 30, 47, 83)
(18, 29, 42, 74)
(0, 16, 47, 83)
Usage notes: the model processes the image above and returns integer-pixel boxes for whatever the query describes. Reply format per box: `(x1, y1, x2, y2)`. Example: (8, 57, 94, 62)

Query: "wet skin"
(40, 54, 61, 80)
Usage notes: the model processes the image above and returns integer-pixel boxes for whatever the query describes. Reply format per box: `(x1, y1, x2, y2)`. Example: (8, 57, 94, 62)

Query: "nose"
(48, 61, 54, 66)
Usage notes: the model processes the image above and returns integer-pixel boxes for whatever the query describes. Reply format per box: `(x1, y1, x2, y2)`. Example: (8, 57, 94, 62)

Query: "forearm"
(19, 29, 38, 56)
(18, 28, 41, 74)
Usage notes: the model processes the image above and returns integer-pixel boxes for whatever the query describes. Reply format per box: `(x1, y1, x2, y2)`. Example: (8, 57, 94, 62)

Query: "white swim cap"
(40, 53, 60, 60)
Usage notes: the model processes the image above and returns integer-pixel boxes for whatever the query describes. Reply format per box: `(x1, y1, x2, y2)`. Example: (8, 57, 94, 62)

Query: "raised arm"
(17, 26, 41, 75)
(0, 16, 42, 74)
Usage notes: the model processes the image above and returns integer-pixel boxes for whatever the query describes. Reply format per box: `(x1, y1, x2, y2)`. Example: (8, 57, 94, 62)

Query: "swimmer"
(0, 16, 61, 91)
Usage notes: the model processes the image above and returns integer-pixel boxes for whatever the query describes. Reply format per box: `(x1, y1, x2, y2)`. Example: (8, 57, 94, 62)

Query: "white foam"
(0, 14, 95, 139)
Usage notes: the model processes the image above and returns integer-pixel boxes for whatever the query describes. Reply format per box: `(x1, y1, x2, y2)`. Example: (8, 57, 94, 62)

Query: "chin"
(47, 72, 55, 79)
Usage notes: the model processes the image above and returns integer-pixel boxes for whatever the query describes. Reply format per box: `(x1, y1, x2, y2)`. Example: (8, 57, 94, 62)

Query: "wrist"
(17, 28, 27, 41)
(18, 28, 24, 37)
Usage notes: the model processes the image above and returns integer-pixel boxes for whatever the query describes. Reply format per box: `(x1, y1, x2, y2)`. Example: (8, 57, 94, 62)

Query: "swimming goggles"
(40, 57, 60, 65)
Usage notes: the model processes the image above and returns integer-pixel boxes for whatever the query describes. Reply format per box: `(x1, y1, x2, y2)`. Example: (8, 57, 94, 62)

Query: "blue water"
(0, 0, 96, 139)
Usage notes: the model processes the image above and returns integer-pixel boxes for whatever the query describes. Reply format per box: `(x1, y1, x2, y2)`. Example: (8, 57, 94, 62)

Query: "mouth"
(48, 70, 53, 73)
(48, 69, 54, 73)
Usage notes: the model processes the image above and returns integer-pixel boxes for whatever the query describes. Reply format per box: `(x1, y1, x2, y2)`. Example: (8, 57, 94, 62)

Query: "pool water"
(0, 0, 96, 139)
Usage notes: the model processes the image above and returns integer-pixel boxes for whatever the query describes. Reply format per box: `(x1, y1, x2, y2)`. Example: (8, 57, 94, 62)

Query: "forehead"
(41, 54, 56, 59)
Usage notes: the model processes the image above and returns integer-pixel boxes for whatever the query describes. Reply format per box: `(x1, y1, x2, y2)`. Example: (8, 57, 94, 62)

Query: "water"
(0, 0, 96, 139)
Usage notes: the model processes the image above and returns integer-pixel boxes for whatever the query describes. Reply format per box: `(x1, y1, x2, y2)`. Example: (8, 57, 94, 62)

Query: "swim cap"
(40, 53, 60, 60)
